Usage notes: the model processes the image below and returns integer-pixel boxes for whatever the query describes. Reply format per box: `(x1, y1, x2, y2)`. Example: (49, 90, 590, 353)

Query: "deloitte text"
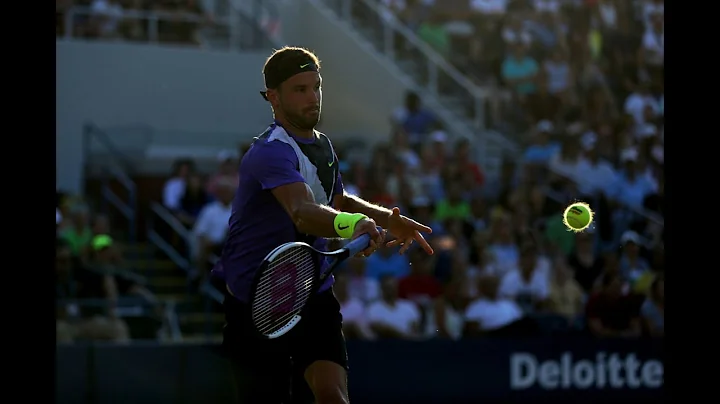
(510, 352, 663, 390)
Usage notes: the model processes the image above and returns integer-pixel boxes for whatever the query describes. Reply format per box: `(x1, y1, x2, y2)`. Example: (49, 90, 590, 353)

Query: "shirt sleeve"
(247, 141, 305, 190)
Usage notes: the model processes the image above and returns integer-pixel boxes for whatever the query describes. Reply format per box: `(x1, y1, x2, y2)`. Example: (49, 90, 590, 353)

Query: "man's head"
(409, 248, 433, 276)
(261, 47, 322, 131)
(446, 181, 463, 203)
(600, 273, 623, 299)
(215, 178, 237, 205)
(56, 239, 73, 275)
(519, 243, 537, 276)
(92, 234, 115, 263)
(405, 91, 421, 112)
(512, 43, 526, 59)
(477, 274, 500, 300)
(379, 274, 398, 302)
(217, 150, 239, 175)
(70, 204, 90, 228)
(620, 230, 641, 258)
(454, 138, 471, 161)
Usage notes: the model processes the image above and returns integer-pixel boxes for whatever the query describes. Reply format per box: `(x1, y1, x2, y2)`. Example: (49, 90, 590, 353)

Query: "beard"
(282, 104, 321, 131)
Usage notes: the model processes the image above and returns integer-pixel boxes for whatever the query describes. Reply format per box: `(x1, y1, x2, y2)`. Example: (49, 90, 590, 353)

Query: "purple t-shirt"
(213, 124, 344, 302)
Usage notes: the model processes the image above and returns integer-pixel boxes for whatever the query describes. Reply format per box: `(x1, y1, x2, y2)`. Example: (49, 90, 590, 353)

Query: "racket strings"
(252, 246, 316, 335)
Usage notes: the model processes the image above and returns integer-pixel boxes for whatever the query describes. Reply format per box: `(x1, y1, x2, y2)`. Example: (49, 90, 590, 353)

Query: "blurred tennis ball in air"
(562, 202, 593, 232)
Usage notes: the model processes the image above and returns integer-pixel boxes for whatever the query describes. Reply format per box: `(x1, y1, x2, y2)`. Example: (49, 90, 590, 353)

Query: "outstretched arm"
(335, 193, 433, 255)
(334, 193, 392, 229)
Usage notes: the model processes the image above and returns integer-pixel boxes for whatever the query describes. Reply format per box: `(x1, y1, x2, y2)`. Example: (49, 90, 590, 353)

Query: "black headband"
(260, 62, 319, 101)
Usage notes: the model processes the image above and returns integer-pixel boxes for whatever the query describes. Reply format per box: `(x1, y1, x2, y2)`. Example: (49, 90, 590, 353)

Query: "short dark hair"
(601, 273, 619, 288)
(262, 46, 321, 89)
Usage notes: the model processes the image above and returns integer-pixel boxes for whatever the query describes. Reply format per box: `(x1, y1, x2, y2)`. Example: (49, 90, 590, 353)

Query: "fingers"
(414, 230, 434, 255)
(407, 218, 433, 234)
(367, 224, 381, 241)
(385, 239, 402, 248)
(359, 239, 380, 258)
(398, 239, 413, 255)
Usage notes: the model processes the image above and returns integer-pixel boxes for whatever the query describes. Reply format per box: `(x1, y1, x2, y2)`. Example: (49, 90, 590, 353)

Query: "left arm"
(331, 166, 392, 227)
(332, 168, 434, 254)
(334, 193, 392, 228)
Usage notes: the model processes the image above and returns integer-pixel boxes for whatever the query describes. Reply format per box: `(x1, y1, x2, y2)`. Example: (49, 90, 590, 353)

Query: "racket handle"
(345, 226, 383, 257)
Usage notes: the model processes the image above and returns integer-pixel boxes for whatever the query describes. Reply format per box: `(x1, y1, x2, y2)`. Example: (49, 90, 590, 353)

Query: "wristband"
(334, 212, 367, 239)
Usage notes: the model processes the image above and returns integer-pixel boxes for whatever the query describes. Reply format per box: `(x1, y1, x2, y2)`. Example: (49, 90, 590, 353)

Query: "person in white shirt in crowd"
(206, 150, 240, 199)
(334, 272, 374, 340)
(623, 81, 660, 125)
(501, 15, 532, 47)
(390, 92, 438, 149)
(464, 274, 537, 337)
(533, 0, 561, 15)
(426, 276, 467, 340)
(367, 275, 422, 339)
(596, 0, 618, 31)
(471, 0, 509, 16)
(641, 0, 664, 30)
(498, 243, 550, 314)
(344, 257, 381, 304)
(549, 136, 583, 181)
(575, 131, 618, 197)
(485, 213, 520, 277)
(90, 0, 124, 38)
(192, 177, 235, 273)
(608, 148, 658, 210)
(543, 47, 573, 100)
(617, 230, 651, 290)
(391, 130, 421, 173)
(386, 158, 424, 205)
(162, 159, 195, 212)
(640, 14, 663, 69)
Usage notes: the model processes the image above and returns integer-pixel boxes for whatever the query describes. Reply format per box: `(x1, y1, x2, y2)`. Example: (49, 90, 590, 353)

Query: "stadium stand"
(56, 0, 663, 402)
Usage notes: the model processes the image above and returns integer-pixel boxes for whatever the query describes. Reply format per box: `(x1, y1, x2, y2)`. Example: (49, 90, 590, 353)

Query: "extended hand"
(351, 218, 386, 257)
(385, 207, 434, 255)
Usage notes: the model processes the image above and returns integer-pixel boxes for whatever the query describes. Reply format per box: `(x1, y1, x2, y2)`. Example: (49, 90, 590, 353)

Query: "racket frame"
(249, 233, 372, 339)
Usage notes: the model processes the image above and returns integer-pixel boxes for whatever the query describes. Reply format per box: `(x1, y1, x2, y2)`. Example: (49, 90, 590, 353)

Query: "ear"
(266, 89, 280, 105)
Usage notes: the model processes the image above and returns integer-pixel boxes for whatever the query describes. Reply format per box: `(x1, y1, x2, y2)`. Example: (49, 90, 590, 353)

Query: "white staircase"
(312, 0, 519, 177)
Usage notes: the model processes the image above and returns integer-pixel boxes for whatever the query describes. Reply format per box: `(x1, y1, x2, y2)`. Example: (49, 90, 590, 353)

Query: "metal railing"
(147, 202, 194, 277)
(60, 5, 277, 50)
(57, 297, 182, 341)
(320, 0, 519, 172)
(336, 0, 488, 127)
(147, 202, 225, 338)
(83, 123, 138, 248)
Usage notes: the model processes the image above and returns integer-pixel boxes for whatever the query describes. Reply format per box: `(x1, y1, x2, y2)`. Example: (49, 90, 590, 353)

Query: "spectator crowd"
(56, 0, 213, 45)
(56, 191, 166, 343)
(158, 86, 663, 343)
(56, 0, 664, 343)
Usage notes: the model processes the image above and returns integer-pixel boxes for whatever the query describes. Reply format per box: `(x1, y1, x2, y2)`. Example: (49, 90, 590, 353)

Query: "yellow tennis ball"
(562, 202, 594, 232)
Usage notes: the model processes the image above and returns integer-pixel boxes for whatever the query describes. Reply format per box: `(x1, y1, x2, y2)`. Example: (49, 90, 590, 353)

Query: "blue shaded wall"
(56, 338, 663, 404)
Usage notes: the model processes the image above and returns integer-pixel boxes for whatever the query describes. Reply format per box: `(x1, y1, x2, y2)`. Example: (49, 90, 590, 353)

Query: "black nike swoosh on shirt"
(338, 225, 349, 230)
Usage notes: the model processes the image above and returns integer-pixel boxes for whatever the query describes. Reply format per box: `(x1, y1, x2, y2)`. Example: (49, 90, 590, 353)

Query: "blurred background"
(55, 0, 664, 403)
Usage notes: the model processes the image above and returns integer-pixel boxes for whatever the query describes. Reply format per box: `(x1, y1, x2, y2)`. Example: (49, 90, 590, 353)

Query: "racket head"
(249, 242, 320, 339)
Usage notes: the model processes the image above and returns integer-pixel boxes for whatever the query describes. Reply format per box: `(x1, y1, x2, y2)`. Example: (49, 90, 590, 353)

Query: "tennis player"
(213, 46, 434, 404)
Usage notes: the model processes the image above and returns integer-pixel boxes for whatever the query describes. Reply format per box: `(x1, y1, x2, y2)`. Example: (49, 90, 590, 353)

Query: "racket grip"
(345, 226, 383, 257)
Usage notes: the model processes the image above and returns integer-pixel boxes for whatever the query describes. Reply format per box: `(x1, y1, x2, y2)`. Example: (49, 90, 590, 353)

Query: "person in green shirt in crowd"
(418, 12, 450, 57)
(59, 204, 93, 259)
(544, 212, 576, 255)
(436, 182, 472, 222)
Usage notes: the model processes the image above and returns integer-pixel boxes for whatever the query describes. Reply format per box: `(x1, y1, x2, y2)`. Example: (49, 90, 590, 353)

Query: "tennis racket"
(250, 229, 379, 339)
